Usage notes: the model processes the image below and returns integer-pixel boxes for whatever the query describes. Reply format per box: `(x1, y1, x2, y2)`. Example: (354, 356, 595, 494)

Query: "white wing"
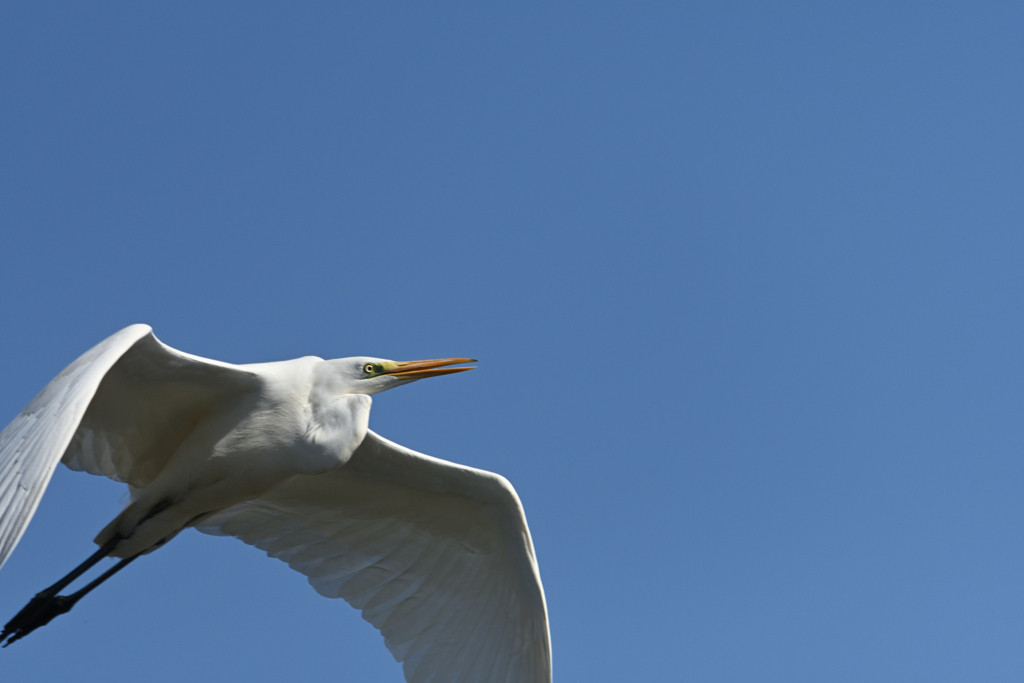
(60, 330, 257, 487)
(0, 324, 257, 570)
(197, 430, 552, 683)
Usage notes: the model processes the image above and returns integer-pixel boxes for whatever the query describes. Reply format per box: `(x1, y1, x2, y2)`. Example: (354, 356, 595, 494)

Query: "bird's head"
(315, 356, 477, 396)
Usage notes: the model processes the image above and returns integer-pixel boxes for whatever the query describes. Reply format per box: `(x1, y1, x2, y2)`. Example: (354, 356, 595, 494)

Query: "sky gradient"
(2, 4, 1024, 681)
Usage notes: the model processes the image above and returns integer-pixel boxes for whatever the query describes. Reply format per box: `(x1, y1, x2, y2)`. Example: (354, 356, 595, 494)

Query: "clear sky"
(2, 3, 1023, 682)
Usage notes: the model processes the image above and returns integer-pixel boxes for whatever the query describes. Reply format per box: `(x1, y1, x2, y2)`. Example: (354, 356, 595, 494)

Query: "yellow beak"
(385, 358, 477, 379)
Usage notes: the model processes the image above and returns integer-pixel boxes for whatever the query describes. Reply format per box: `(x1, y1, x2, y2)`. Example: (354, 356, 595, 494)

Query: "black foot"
(1, 592, 78, 647)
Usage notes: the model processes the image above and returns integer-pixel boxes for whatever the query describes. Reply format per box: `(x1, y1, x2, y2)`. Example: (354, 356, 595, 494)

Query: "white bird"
(0, 324, 550, 683)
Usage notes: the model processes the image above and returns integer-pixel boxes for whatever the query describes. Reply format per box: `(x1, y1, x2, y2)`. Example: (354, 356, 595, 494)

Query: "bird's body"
(0, 325, 551, 683)
(90, 354, 370, 558)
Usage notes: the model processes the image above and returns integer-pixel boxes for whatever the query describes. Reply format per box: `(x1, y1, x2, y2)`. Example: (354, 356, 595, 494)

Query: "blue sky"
(2, 3, 1024, 681)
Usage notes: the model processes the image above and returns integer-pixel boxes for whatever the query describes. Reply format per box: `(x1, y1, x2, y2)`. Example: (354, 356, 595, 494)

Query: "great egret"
(0, 325, 551, 683)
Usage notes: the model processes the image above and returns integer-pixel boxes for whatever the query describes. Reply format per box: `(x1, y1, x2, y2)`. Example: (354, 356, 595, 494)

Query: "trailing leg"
(1, 536, 124, 647)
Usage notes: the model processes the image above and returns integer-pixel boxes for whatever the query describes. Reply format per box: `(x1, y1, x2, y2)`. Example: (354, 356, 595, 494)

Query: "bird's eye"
(364, 364, 376, 375)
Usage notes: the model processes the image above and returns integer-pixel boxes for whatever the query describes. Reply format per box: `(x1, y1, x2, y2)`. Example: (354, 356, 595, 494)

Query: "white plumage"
(0, 325, 551, 683)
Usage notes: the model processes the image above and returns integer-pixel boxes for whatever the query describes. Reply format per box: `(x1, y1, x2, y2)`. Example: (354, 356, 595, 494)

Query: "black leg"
(1, 537, 131, 647)
(66, 554, 139, 604)
(42, 535, 121, 596)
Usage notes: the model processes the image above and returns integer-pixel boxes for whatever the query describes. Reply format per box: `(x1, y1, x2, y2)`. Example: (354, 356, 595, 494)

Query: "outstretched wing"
(197, 430, 551, 683)
(60, 330, 257, 487)
(0, 325, 257, 570)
